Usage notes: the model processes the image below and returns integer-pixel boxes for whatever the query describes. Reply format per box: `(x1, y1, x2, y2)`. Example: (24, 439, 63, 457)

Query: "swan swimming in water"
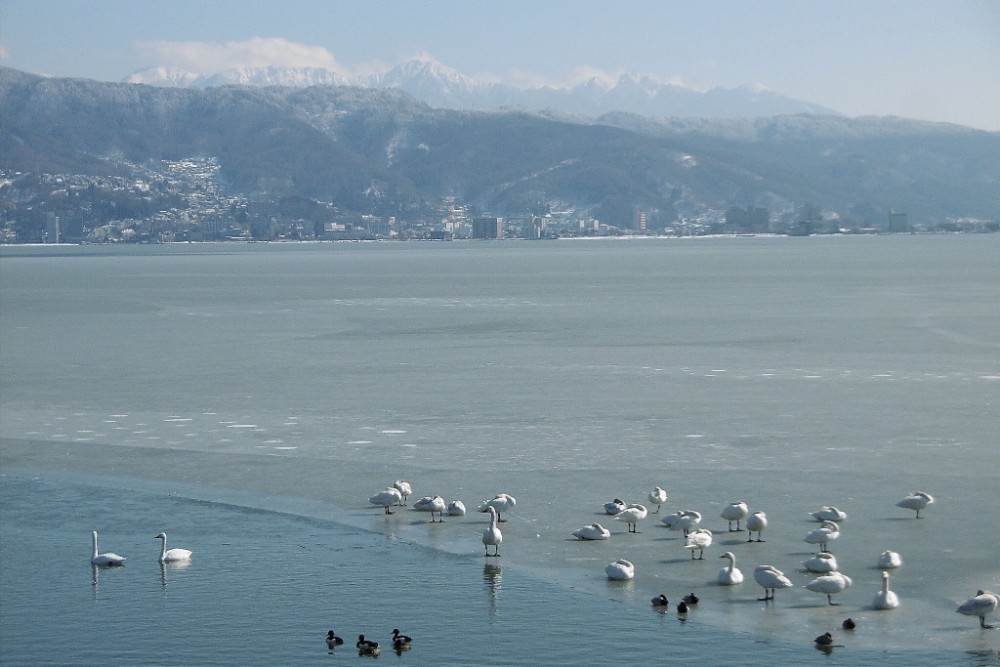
(660, 510, 702, 535)
(605, 558, 635, 581)
(803, 552, 839, 573)
(603, 498, 627, 515)
(482, 506, 502, 557)
(811, 505, 848, 522)
(573, 522, 611, 540)
(647, 487, 668, 513)
(804, 520, 840, 552)
(720, 501, 749, 532)
(446, 500, 466, 516)
(154, 532, 192, 563)
(873, 571, 899, 610)
(615, 503, 648, 533)
(956, 590, 999, 629)
(684, 528, 713, 559)
(413, 495, 447, 522)
(479, 493, 516, 522)
(392, 479, 412, 505)
(754, 565, 793, 601)
(805, 571, 853, 605)
(90, 531, 125, 566)
(745, 510, 767, 542)
(877, 550, 902, 569)
(370, 487, 403, 514)
(326, 630, 345, 648)
(896, 491, 934, 518)
(718, 551, 744, 585)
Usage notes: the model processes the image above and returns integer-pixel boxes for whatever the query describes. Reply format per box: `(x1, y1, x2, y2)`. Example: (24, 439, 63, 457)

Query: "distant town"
(2, 157, 996, 245)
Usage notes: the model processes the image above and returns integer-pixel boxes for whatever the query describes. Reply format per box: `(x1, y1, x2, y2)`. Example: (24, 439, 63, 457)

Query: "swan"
(356, 634, 380, 656)
(647, 486, 668, 513)
(154, 532, 192, 563)
(413, 495, 447, 522)
(720, 501, 749, 532)
(745, 510, 767, 542)
(876, 550, 902, 569)
(615, 503, 648, 533)
(811, 505, 848, 522)
(482, 506, 502, 557)
(873, 571, 899, 610)
(605, 558, 635, 581)
(803, 552, 839, 573)
(326, 630, 345, 648)
(660, 510, 702, 535)
(573, 522, 611, 540)
(90, 531, 125, 566)
(370, 487, 403, 514)
(684, 528, 713, 559)
(651, 594, 669, 607)
(896, 491, 933, 518)
(718, 551, 744, 585)
(754, 565, 793, 601)
(392, 479, 412, 505)
(956, 590, 999, 629)
(805, 571, 853, 605)
(446, 500, 466, 516)
(603, 498, 627, 515)
(804, 520, 840, 552)
(391, 628, 412, 651)
(479, 493, 516, 522)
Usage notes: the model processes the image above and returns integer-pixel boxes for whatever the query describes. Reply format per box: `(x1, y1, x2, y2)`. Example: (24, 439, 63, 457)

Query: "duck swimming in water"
(651, 594, 669, 607)
(326, 630, 345, 648)
(356, 634, 380, 656)
(391, 628, 412, 650)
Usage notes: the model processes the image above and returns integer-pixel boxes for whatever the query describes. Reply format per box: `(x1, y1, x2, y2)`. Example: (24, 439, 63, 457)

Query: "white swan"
(720, 501, 749, 531)
(718, 551, 744, 585)
(392, 480, 412, 506)
(743, 510, 767, 542)
(876, 550, 902, 569)
(413, 495, 447, 522)
(754, 565, 793, 601)
(803, 552, 839, 573)
(90, 530, 125, 566)
(573, 522, 611, 540)
(446, 500, 466, 516)
(660, 509, 702, 535)
(482, 506, 502, 557)
(873, 571, 899, 610)
(957, 590, 1000, 629)
(369, 487, 403, 514)
(811, 505, 848, 522)
(605, 558, 635, 581)
(154, 532, 192, 563)
(647, 487, 668, 513)
(615, 503, 648, 533)
(805, 571, 853, 605)
(684, 528, 713, 559)
(479, 493, 516, 522)
(603, 498, 627, 515)
(896, 491, 934, 518)
(804, 520, 840, 552)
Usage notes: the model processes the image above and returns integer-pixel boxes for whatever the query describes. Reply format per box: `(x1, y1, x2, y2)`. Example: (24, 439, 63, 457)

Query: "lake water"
(2, 236, 999, 665)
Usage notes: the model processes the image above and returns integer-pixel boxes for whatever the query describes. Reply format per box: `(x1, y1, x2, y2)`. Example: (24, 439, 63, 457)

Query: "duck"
(842, 617, 856, 630)
(651, 594, 669, 607)
(391, 628, 412, 651)
(446, 500, 466, 516)
(615, 503, 648, 533)
(356, 634, 380, 656)
(90, 530, 125, 567)
(683, 592, 699, 605)
(479, 493, 516, 523)
(325, 630, 345, 648)
(413, 495, 447, 522)
(873, 571, 899, 610)
(956, 590, 999, 629)
(811, 505, 848, 522)
(803, 552, 839, 573)
(803, 520, 840, 552)
(745, 510, 767, 542)
(647, 486, 668, 513)
(605, 558, 635, 581)
(896, 491, 934, 518)
(369, 487, 403, 514)
(603, 498, 627, 515)
(573, 522, 611, 540)
(876, 550, 902, 569)
(720, 501, 749, 532)
(660, 510, 702, 535)
(677, 600, 689, 614)
(754, 565, 793, 601)
(482, 506, 502, 557)
(684, 528, 713, 559)
(805, 571, 853, 605)
(814, 631, 834, 647)
(154, 532, 192, 563)
(392, 479, 412, 505)
(718, 551, 744, 585)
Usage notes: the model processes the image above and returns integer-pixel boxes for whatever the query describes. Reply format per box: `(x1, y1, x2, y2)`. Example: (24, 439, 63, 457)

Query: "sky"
(2, 0, 999, 131)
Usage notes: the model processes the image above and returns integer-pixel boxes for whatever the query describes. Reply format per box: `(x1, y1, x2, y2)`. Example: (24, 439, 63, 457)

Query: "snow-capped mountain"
(124, 59, 839, 118)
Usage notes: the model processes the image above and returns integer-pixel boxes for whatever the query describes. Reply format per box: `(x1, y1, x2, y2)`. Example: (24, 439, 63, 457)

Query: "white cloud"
(135, 37, 345, 74)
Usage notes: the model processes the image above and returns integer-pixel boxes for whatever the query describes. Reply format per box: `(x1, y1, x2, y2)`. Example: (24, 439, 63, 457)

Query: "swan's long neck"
(158, 536, 167, 560)
(882, 573, 890, 593)
(92, 532, 99, 558)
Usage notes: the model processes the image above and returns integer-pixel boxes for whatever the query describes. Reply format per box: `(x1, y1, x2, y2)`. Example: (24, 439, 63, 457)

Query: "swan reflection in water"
(483, 562, 502, 618)
(159, 558, 192, 588)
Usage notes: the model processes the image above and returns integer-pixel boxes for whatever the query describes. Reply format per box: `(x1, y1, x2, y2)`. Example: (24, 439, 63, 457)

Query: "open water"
(1, 236, 998, 665)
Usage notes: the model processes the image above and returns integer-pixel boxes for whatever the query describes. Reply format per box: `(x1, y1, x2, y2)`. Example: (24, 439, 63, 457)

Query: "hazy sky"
(2, 0, 999, 130)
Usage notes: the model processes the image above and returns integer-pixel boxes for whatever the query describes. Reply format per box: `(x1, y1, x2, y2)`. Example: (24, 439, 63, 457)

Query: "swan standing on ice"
(877, 550, 902, 569)
(605, 558, 635, 581)
(873, 571, 899, 610)
(413, 495, 447, 522)
(803, 552, 839, 573)
(754, 565, 793, 601)
(805, 571, 853, 605)
(804, 520, 840, 552)
(957, 590, 1000, 629)
(370, 487, 403, 514)
(647, 487, 668, 513)
(603, 498, 627, 515)
(661, 510, 702, 535)
(479, 493, 516, 523)
(446, 500, 466, 516)
(684, 528, 713, 559)
(482, 506, 502, 557)
(811, 506, 848, 522)
(90, 531, 125, 566)
(154, 532, 192, 563)
(615, 503, 648, 533)
(746, 510, 767, 542)
(392, 480, 412, 506)
(720, 501, 749, 532)
(573, 523, 611, 540)
(896, 491, 934, 518)
(718, 551, 744, 585)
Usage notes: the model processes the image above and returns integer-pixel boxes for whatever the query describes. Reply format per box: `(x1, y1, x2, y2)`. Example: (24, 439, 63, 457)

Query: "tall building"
(472, 216, 503, 239)
(888, 210, 909, 233)
(633, 209, 647, 233)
